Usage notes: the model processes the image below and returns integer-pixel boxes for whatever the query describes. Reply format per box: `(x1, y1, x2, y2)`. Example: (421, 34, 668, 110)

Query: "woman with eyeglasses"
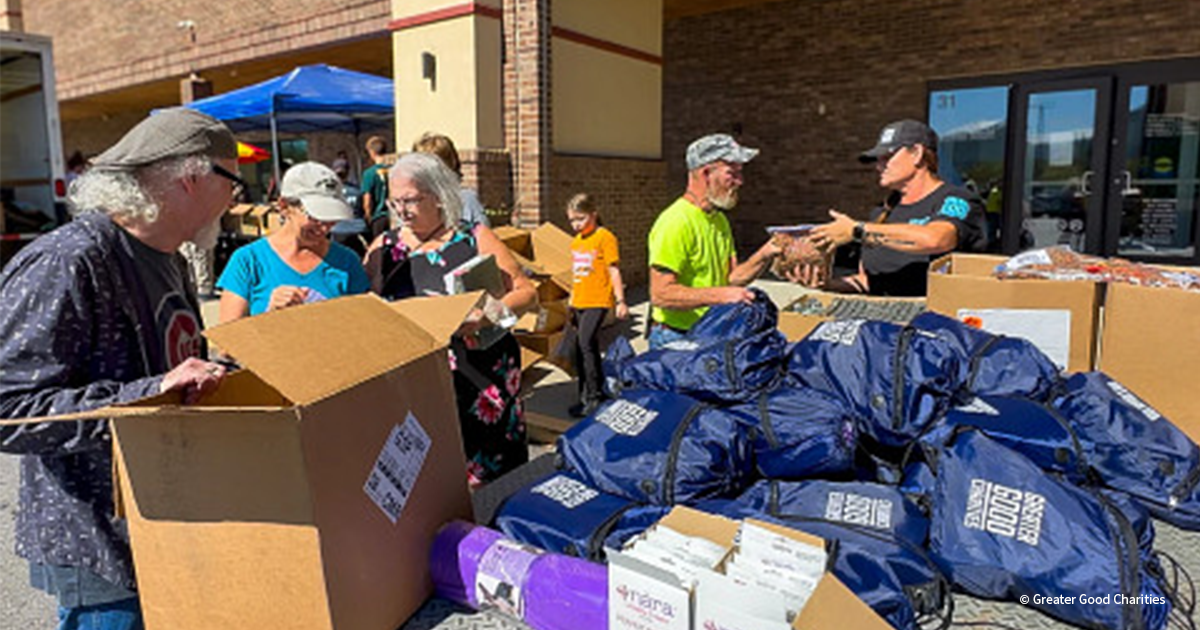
(364, 152, 536, 487)
(216, 161, 370, 323)
(804, 119, 987, 296)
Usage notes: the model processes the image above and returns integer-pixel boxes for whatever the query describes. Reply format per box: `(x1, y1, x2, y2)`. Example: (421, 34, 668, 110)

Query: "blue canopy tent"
(180, 64, 394, 184)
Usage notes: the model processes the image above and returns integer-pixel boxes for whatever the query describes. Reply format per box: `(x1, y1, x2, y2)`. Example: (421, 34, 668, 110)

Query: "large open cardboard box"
(608, 506, 889, 630)
(9, 294, 478, 630)
(1098, 275, 1200, 440)
(927, 253, 1102, 372)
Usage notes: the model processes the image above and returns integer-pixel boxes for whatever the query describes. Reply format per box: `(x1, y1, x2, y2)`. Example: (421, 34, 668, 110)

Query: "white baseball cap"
(280, 162, 354, 221)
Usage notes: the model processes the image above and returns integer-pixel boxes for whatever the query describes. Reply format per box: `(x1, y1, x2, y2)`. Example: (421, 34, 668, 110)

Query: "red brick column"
(504, 0, 551, 228)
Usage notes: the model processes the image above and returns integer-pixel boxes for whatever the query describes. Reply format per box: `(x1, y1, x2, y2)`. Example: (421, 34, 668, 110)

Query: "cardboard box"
(608, 506, 889, 630)
(11, 294, 479, 630)
(927, 253, 1102, 372)
(1098, 276, 1200, 440)
(515, 298, 569, 334)
(495, 223, 575, 295)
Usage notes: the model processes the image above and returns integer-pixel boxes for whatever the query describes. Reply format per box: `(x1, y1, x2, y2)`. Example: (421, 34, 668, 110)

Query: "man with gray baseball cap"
(646, 133, 781, 349)
(0, 107, 237, 629)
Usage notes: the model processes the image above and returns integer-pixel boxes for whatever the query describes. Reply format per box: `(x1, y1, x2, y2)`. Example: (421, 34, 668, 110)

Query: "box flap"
(227, 203, 254, 216)
(658, 505, 740, 548)
(0, 404, 165, 426)
(205, 295, 439, 406)
(387, 291, 486, 344)
(531, 223, 574, 276)
(493, 225, 532, 257)
(793, 575, 891, 629)
(249, 205, 272, 218)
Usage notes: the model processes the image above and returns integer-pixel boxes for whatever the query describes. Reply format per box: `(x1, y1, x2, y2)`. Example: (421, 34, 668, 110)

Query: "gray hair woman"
(364, 151, 536, 487)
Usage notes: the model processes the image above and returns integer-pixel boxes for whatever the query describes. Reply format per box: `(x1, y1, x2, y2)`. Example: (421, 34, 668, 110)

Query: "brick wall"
(550, 155, 670, 287)
(22, 0, 391, 101)
(461, 148, 513, 222)
(503, 0, 553, 227)
(663, 0, 1200, 257)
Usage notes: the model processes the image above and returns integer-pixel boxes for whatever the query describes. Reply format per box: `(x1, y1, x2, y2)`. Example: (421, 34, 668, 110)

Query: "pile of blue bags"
(492, 289, 1198, 630)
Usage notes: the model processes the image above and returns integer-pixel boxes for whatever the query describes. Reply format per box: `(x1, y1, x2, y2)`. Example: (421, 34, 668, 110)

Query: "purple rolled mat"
(430, 520, 608, 630)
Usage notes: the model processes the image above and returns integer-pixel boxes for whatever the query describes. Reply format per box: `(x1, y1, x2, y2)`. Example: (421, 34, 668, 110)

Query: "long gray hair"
(69, 154, 212, 223)
(387, 152, 463, 229)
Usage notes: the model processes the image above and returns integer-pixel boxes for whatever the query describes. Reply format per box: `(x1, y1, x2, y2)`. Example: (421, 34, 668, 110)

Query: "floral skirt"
(449, 332, 528, 487)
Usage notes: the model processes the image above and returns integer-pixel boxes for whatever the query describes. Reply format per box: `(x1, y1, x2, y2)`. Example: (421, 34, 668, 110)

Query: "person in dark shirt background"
(805, 119, 987, 296)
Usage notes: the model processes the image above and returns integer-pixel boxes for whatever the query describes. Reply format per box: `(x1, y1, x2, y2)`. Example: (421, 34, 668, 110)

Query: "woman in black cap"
(805, 119, 987, 297)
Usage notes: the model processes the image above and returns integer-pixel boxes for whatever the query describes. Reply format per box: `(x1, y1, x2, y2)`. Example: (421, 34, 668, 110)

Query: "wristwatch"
(852, 222, 866, 243)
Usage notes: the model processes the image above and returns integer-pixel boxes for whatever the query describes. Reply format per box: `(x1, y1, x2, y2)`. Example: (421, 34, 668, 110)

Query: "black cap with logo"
(858, 119, 939, 163)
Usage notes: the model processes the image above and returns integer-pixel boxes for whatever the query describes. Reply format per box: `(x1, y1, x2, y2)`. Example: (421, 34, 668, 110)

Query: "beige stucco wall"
(392, 0, 503, 150)
(552, 0, 662, 158)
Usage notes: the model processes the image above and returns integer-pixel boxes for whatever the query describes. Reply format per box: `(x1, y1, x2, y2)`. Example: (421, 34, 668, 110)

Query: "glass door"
(1107, 77, 1200, 264)
(1006, 79, 1113, 254)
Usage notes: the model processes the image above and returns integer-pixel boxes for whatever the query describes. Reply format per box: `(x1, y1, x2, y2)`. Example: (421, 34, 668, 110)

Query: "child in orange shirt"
(565, 193, 627, 418)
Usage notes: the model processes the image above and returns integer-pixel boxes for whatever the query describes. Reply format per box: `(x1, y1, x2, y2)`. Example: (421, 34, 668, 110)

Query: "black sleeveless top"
(373, 226, 479, 300)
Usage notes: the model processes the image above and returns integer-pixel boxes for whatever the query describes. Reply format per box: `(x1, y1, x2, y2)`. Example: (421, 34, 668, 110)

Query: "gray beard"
(187, 219, 221, 250)
(708, 191, 738, 210)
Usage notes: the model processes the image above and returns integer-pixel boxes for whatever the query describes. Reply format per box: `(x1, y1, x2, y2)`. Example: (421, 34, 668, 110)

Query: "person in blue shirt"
(218, 161, 369, 321)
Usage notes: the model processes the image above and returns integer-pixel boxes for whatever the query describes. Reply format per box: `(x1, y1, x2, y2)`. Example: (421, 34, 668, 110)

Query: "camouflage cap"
(685, 133, 759, 171)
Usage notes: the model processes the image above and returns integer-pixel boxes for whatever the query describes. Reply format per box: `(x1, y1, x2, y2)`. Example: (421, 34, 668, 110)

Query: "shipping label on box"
(956, 308, 1072, 370)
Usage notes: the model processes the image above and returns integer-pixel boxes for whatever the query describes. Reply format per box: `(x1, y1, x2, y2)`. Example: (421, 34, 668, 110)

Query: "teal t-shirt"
(360, 163, 390, 222)
(217, 239, 370, 315)
(647, 197, 734, 330)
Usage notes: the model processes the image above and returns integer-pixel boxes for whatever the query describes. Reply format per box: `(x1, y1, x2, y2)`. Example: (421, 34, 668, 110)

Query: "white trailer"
(1, 30, 65, 264)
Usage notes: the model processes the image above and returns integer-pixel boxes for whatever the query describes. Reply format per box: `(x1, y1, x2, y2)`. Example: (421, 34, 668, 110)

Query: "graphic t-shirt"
(861, 184, 987, 296)
(118, 230, 203, 368)
(217, 238, 370, 315)
(570, 226, 620, 309)
(647, 197, 734, 330)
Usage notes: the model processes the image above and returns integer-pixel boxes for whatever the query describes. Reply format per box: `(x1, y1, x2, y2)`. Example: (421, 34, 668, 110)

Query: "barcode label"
(364, 413, 431, 524)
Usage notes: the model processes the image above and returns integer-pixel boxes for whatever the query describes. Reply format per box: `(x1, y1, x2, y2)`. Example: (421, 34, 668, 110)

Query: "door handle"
(1075, 171, 1093, 198)
(1121, 170, 1142, 197)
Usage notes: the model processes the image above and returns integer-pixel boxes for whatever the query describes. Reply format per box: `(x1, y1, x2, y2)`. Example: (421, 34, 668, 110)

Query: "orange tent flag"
(237, 141, 270, 164)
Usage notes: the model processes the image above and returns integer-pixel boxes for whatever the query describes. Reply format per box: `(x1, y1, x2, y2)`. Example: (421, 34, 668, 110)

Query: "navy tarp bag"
(557, 389, 752, 504)
(602, 289, 785, 404)
(685, 287, 778, 342)
(785, 319, 963, 447)
(909, 311, 1061, 401)
(605, 330, 786, 404)
(725, 386, 858, 480)
(1054, 372, 1200, 531)
(926, 429, 1179, 630)
(714, 480, 951, 630)
(494, 471, 668, 561)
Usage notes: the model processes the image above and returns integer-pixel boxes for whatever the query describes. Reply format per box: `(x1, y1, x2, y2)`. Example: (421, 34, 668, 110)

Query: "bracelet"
(852, 222, 865, 243)
(615, 299, 625, 305)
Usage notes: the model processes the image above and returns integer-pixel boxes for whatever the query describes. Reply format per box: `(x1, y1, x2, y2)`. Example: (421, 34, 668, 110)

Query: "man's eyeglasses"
(212, 163, 249, 199)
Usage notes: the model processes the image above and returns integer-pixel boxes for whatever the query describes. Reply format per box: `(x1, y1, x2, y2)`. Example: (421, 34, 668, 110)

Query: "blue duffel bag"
(924, 429, 1183, 630)
(557, 389, 753, 505)
(1054, 372, 1200, 531)
(710, 479, 952, 630)
(725, 386, 858, 480)
(605, 330, 786, 405)
(493, 471, 668, 561)
(921, 378, 1200, 532)
(785, 319, 964, 448)
(685, 287, 778, 342)
(909, 311, 1061, 401)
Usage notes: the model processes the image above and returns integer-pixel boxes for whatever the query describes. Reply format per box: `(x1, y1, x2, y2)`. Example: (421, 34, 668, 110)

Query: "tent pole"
(270, 111, 281, 196)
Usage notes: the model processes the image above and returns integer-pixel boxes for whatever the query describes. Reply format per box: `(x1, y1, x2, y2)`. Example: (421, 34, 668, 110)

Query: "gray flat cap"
(686, 133, 759, 171)
(91, 108, 237, 171)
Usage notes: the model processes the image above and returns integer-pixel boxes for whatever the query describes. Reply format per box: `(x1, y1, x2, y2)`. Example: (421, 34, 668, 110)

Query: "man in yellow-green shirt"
(647, 133, 781, 349)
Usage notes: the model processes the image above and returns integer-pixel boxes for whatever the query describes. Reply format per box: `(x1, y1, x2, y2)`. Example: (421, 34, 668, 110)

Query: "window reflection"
(929, 86, 1008, 252)
(1120, 82, 1200, 258)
